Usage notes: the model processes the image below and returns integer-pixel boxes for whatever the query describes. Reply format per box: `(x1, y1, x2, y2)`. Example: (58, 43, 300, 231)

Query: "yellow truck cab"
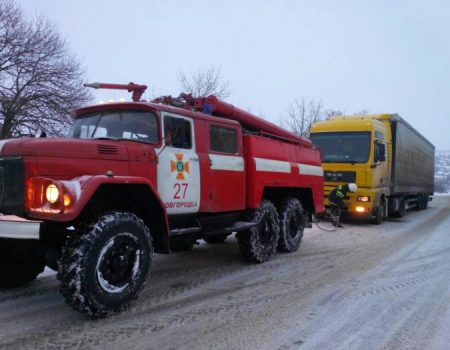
(310, 114, 434, 224)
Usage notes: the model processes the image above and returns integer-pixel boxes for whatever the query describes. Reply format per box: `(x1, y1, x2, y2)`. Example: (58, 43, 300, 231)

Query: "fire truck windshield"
(310, 131, 371, 163)
(68, 110, 158, 143)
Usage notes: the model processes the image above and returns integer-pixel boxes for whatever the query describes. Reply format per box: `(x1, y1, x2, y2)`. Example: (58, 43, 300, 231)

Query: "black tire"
(372, 204, 384, 225)
(170, 238, 197, 252)
(236, 199, 280, 263)
(0, 239, 45, 288)
(415, 195, 428, 211)
(277, 198, 304, 253)
(58, 211, 153, 317)
(203, 234, 228, 244)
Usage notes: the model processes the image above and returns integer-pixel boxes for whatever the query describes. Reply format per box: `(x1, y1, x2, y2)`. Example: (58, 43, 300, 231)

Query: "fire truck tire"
(170, 238, 197, 252)
(236, 199, 280, 263)
(0, 239, 45, 288)
(203, 234, 228, 244)
(58, 211, 153, 317)
(277, 198, 304, 253)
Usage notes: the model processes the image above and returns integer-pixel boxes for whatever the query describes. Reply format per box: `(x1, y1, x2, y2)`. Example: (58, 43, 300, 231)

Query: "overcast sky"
(17, 0, 450, 150)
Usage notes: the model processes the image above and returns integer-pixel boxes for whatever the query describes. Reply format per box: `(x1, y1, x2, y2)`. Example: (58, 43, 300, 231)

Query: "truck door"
(157, 113, 200, 214)
(207, 123, 245, 212)
(374, 130, 390, 189)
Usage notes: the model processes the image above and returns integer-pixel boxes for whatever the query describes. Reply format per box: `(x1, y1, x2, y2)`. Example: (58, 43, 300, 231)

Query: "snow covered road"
(0, 196, 449, 349)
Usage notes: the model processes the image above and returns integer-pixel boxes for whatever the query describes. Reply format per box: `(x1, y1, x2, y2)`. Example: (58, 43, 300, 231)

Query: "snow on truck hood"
(0, 138, 129, 160)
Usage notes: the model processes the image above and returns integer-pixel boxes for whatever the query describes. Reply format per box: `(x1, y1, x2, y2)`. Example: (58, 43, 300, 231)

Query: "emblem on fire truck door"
(170, 153, 190, 180)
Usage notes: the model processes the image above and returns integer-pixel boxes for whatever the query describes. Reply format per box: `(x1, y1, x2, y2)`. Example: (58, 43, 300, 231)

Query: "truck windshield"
(68, 110, 158, 143)
(310, 131, 371, 163)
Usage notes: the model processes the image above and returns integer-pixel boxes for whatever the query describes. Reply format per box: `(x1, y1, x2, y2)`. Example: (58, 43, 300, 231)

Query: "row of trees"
(1, 0, 363, 140)
(0, 0, 91, 138)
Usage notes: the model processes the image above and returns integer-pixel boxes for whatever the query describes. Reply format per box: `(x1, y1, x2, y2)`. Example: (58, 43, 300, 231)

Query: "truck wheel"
(170, 238, 197, 251)
(58, 211, 153, 317)
(372, 204, 384, 225)
(236, 199, 280, 263)
(203, 234, 228, 244)
(0, 239, 45, 288)
(277, 198, 304, 253)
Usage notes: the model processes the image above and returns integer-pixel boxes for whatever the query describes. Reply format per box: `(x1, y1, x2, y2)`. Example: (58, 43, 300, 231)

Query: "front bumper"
(0, 214, 41, 239)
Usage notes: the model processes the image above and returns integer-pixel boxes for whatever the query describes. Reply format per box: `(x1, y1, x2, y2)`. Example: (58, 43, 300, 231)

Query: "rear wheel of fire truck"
(0, 239, 45, 288)
(58, 211, 153, 317)
(236, 199, 280, 263)
(277, 198, 304, 253)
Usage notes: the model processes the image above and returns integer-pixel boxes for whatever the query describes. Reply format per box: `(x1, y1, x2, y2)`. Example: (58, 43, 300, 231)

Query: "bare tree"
(283, 97, 326, 138)
(178, 66, 230, 99)
(353, 109, 370, 115)
(0, 0, 92, 138)
(325, 109, 344, 119)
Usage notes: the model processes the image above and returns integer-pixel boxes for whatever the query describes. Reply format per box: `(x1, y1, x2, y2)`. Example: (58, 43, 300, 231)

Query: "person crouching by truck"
(328, 183, 358, 227)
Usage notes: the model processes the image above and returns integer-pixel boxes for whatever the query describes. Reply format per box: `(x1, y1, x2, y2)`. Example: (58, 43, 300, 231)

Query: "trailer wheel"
(237, 199, 280, 263)
(203, 234, 228, 244)
(58, 211, 153, 317)
(0, 239, 45, 288)
(372, 204, 384, 225)
(277, 198, 304, 253)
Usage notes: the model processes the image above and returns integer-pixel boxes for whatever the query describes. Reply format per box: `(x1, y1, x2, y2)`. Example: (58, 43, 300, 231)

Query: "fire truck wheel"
(277, 198, 304, 253)
(237, 199, 280, 263)
(0, 239, 45, 288)
(203, 234, 228, 244)
(58, 211, 153, 317)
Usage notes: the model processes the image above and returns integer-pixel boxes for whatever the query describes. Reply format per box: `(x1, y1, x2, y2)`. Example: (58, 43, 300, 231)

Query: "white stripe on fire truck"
(209, 154, 244, 171)
(297, 163, 324, 177)
(254, 158, 291, 173)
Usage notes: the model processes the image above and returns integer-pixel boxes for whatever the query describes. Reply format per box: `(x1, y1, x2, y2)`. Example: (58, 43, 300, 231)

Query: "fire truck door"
(207, 123, 245, 212)
(157, 113, 200, 214)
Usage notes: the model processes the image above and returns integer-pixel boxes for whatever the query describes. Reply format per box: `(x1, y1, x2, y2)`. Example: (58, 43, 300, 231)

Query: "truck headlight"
(45, 184, 59, 203)
(355, 206, 368, 213)
(357, 196, 370, 202)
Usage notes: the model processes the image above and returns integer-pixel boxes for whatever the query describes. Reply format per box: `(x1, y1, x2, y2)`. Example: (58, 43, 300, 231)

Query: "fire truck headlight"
(45, 184, 59, 203)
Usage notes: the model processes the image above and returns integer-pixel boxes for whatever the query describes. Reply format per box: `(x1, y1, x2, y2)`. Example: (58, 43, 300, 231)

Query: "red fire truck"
(0, 83, 324, 316)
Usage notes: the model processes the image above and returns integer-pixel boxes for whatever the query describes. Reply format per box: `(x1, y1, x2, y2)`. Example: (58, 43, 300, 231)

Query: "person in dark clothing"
(328, 183, 357, 227)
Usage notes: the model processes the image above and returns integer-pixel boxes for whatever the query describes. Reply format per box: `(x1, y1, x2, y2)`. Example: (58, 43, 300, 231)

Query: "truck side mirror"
(374, 141, 386, 162)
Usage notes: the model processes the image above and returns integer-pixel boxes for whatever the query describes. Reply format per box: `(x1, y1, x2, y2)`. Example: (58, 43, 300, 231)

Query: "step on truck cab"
(0, 83, 324, 316)
(310, 114, 434, 224)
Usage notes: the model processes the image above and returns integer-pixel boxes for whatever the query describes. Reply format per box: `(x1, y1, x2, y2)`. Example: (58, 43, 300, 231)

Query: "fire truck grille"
(0, 167, 4, 203)
(0, 157, 24, 215)
(324, 170, 356, 183)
